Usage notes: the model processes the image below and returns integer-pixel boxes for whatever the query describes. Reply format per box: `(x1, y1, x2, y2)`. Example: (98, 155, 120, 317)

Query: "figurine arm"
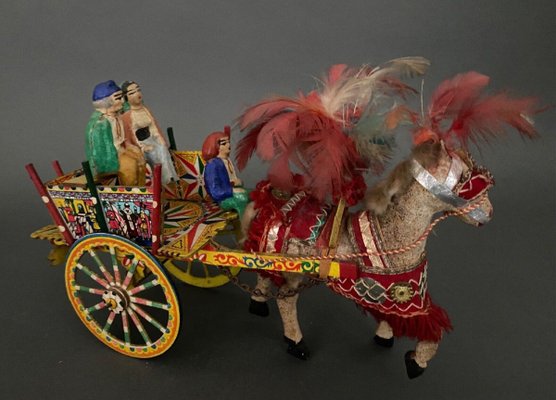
(86, 116, 118, 175)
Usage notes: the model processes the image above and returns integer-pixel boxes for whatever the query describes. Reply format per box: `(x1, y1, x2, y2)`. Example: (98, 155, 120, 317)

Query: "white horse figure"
(247, 141, 494, 378)
(239, 70, 538, 378)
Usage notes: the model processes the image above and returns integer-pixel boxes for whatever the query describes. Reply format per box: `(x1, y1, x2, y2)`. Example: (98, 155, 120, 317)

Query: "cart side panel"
(97, 186, 154, 247)
(46, 170, 103, 240)
(165, 151, 210, 202)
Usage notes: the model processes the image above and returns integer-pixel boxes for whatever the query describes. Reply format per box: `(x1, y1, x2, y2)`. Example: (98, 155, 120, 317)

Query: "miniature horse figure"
(239, 69, 538, 378)
(248, 141, 494, 378)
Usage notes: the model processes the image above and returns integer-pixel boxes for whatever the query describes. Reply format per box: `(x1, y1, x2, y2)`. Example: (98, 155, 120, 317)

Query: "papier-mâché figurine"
(121, 81, 178, 184)
(85, 80, 146, 186)
(203, 128, 249, 217)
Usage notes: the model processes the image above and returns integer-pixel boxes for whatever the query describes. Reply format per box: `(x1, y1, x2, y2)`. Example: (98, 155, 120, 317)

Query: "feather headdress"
(413, 71, 539, 149)
(236, 57, 430, 203)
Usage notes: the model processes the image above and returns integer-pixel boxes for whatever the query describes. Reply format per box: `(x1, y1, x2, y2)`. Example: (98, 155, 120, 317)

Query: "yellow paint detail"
(65, 235, 180, 359)
(163, 259, 240, 288)
(31, 224, 67, 246)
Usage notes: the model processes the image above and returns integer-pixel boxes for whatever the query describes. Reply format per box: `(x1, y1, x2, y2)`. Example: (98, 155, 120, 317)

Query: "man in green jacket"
(85, 80, 145, 185)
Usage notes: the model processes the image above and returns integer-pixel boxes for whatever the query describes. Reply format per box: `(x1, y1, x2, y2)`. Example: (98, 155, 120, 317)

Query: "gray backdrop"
(1, 1, 554, 399)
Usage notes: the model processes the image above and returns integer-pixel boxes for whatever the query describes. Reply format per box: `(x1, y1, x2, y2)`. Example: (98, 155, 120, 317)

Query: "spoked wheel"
(65, 234, 180, 358)
(163, 259, 240, 288)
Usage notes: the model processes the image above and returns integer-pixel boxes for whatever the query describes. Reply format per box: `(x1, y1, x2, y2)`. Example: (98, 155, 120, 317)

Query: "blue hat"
(92, 80, 121, 101)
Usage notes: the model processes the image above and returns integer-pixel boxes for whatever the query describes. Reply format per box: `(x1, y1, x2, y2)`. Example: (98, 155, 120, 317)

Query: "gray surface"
(1, 1, 555, 399)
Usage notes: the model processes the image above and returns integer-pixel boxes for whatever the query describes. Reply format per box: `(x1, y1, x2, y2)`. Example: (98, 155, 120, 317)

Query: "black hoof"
(373, 335, 394, 348)
(404, 351, 426, 379)
(284, 336, 310, 360)
(248, 299, 269, 317)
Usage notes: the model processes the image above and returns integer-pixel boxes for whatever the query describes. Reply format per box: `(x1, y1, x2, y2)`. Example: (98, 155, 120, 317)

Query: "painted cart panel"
(98, 186, 155, 247)
(46, 170, 107, 240)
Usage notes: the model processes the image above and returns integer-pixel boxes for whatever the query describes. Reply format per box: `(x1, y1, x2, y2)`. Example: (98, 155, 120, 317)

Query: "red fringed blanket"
(244, 181, 331, 254)
(327, 211, 452, 342)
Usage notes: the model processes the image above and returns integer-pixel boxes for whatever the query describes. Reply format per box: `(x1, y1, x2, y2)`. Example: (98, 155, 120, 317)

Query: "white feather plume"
(319, 56, 430, 123)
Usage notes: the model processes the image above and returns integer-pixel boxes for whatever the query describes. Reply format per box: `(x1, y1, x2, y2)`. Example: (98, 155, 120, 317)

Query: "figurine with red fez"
(202, 128, 249, 217)
(121, 81, 178, 184)
(85, 80, 145, 186)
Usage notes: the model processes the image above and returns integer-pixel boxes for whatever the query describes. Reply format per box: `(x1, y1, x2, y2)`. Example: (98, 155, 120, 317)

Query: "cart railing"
(26, 161, 163, 252)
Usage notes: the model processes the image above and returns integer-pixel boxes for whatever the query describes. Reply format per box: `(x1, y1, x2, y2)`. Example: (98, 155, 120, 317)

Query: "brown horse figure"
(246, 140, 495, 378)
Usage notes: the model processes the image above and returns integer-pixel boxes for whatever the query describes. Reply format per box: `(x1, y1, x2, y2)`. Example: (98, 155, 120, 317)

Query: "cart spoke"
(103, 311, 116, 333)
(109, 246, 121, 284)
(74, 285, 105, 296)
(65, 235, 180, 357)
(76, 263, 110, 289)
(128, 278, 160, 295)
(88, 249, 114, 283)
(122, 310, 131, 347)
(86, 300, 108, 314)
(128, 308, 152, 345)
(130, 296, 170, 310)
(130, 303, 169, 334)
(121, 258, 139, 289)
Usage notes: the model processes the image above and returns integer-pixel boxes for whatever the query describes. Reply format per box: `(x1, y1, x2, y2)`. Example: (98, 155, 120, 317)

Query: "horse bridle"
(411, 154, 494, 224)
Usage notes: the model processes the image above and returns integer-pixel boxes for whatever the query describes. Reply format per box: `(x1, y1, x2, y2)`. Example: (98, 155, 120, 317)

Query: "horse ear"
(366, 161, 412, 215)
(366, 141, 444, 215)
(412, 141, 442, 170)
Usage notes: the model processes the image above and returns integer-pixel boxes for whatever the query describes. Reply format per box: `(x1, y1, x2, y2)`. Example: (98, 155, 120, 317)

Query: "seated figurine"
(85, 80, 145, 186)
(121, 81, 178, 184)
(202, 129, 249, 217)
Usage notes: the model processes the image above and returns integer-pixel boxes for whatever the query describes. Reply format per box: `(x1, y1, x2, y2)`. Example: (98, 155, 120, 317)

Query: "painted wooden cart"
(26, 143, 357, 359)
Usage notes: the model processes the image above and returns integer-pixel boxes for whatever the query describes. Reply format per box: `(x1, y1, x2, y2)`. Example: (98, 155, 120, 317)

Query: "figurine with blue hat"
(85, 80, 145, 185)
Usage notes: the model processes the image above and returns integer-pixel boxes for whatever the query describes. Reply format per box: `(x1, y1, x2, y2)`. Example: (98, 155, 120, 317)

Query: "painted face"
(108, 90, 124, 113)
(126, 83, 143, 107)
(218, 137, 231, 158)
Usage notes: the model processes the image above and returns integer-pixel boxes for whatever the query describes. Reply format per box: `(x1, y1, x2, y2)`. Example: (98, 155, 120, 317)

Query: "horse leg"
(405, 340, 439, 379)
(249, 274, 271, 317)
(276, 273, 310, 360)
(374, 320, 394, 348)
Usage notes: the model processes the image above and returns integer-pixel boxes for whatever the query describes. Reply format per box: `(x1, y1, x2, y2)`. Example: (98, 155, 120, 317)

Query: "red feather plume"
(417, 71, 540, 149)
(237, 92, 364, 201)
(236, 58, 430, 202)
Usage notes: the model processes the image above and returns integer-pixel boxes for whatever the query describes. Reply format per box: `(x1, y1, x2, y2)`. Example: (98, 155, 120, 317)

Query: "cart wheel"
(163, 259, 240, 288)
(65, 233, 180, 358)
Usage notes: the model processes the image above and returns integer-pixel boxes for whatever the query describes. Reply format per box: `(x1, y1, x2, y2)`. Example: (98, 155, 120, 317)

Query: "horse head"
(366, 140, 494, 229)
(411, 141, 495, 227)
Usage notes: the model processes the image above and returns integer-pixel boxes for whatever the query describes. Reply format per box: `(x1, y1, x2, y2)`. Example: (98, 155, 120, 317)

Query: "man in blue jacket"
(202, 129, 249, 217)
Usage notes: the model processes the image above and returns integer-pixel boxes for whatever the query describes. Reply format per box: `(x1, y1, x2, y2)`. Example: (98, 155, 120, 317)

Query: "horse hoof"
(249, 299, 269, 317)
(404, 351, 426, 379)
(284, 336, 310, 360)
(373, 335, 394, 348)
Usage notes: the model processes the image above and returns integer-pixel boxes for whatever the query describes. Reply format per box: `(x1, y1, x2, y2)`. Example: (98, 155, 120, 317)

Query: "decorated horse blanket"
(327, 211, 452, 342)
(244, 181, 331, 254)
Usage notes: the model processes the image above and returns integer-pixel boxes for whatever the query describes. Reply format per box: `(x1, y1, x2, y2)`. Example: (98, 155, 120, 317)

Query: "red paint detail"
(457, 169, 494, 200)
(52, 160, 64, 177)
(338, 262, 358, 279)
(25, 163, 74, 245)
(151, 164, 162, 255)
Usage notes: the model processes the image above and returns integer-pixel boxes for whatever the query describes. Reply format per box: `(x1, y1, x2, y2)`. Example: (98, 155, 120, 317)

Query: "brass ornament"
(389, 283, 414, 303)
